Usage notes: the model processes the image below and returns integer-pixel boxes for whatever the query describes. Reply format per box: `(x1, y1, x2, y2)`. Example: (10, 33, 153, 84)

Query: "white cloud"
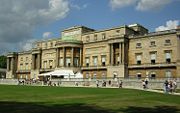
(155, 20, 179, 32)
(70, 3, 88, 10)
(136, 0, 171, 11)
(110, 0, 137, 9)
(43, 32, 53, 39)
(109, 0, 174, 11)
(20, 39, 37, 51)
(0, 0, 70, 55)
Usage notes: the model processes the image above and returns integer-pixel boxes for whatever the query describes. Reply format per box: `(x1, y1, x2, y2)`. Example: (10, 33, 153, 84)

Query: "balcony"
(40, 68, 54, 72)
(16, 70, 31, 74)
(81, 65, 107, 70)
(128, 62, 176, 69)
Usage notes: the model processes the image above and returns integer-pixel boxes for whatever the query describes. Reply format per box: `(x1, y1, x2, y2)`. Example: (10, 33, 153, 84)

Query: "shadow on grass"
(0, 101, 179, 113)
(118, 106, 180, 113)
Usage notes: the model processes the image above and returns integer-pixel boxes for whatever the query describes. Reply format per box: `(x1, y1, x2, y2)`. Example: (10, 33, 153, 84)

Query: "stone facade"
(6, 24, 180, 79)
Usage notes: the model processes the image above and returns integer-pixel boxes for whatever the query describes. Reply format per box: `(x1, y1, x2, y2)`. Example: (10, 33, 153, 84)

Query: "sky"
(0, 0, 180, 55)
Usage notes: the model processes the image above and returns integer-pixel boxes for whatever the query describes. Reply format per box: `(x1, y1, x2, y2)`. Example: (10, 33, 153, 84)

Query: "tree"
(0, 55, 7, 68)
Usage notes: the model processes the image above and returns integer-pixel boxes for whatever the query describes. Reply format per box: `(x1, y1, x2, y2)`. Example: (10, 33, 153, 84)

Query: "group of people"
(142, 77, 149, 89)
(96, 79, 123, 88)
(164, 79, 177, 93)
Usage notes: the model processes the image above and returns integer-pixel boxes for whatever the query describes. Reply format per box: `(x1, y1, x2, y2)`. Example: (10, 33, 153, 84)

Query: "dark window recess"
(102, 62, 106, 66)
(117, 61, 119, 65)
(151, 60, 156, 64)
(151, 74, 156, 79)
(68, 63, 71, 67)
(50, 66, 52, 69)
(166, 59, 171, 63)
(137, 74, 141, 79)
(86, 63, 89, 67)
(137, 61, 141, 65)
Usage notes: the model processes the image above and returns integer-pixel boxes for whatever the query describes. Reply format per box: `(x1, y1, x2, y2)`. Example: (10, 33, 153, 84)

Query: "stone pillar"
(37, 54, 41, 69)
(109, 44, 111, 65)
(56, 48, 59, 67)
(119, 43, 122, 64)
(7, 58, 10, 71)
(11, 57, 14, 71)
(79, 48, 82, 67)
(32, 55, 35, 70)
(63, 47, 66, 67)
(71, 47, 74, 67)
(122, 43, 124, 64)
(111, 44, 114, 65)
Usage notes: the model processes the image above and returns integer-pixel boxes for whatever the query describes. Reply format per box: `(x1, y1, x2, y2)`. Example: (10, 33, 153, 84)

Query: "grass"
(0, 85, 180, 113)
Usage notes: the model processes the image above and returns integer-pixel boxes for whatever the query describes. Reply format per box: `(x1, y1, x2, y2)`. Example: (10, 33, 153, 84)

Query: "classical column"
(122, 43, 124, 64)
(11, 57, 14, 71)
(37, 54, 41, 69)
(32, 55, 35, 70)
(7, 58, 10, 71)
(79, 48, 82, 67)
(109, 44, 111, 65)
(63, 47, 66, 67)
(56, 48, 59, 67)
(111, 44, 114, 65)
(119, 43, 122, 64)
(71, 47, 74, 67)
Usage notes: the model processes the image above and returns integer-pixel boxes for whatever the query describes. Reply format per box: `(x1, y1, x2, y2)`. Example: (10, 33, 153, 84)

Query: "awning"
(39, 69, 74, 77)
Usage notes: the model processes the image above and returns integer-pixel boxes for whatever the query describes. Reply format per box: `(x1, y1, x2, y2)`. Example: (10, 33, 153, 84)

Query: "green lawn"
(0, 85, 180, 113)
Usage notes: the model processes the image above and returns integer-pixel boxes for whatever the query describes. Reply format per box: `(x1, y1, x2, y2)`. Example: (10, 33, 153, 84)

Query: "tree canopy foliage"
(0, 55, 7, 68)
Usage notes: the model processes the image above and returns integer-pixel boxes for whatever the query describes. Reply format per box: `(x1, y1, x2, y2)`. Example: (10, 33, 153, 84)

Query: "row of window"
(136, 70, 172, 79)
(135, 51, 172, 65)
(136, 39, 171, 48)
(37, 42, 54, 48)
(20, 63, 30, 70)
(85, 72, 106, 79)
(86, 33, 106, 42)
(85, 56, 106, 67)
(20, 57, 29, 62)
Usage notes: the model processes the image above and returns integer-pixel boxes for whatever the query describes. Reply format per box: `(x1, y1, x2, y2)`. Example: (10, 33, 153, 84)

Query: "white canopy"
(74, 72, 83, 78)
(39, 69, 74, 77)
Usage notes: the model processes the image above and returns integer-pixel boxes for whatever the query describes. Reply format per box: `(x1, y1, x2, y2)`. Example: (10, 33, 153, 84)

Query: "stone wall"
(0, 78, 179, 90)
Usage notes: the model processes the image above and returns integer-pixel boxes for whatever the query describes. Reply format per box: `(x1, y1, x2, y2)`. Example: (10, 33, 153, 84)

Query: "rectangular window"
(86, 36, 90, 42)
(150, 41, 156, 47)
(150, 72, 156, 79)
(94, 34, 97, 41)
(66, 58, 71, 67)
(165, 52, 171, 63)
(137, 73, 141, 79)
(101, 55, 106, 66)
(150, 52, 156, 64)
(20, 64, 23, 70)
(25, 63, 28, 70)
(49, 60, 53, 68)
(102, 33, 106, 40)
(26, 57, 28, 61)
(93, 72, 97, 79)
(136, 54, 142, 65)
(165, 39, 171, 45)
(165, 70, 172, 78)
(85, 57, 89, 67)
(136, 43, 142, 48)
(93, 56, 98, 66)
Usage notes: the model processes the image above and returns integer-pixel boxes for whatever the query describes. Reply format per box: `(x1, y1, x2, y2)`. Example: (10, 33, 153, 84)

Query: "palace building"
(6, 24, 180, 79)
